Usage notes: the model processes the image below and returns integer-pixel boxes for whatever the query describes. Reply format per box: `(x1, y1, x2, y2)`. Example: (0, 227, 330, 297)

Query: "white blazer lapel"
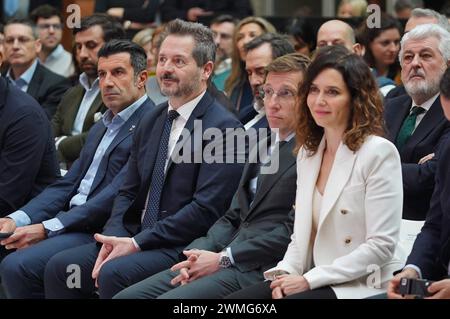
(318, 141, 357, 230)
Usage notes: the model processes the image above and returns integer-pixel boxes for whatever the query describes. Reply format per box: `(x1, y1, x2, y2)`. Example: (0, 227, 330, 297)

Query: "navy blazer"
(102, 91, 246, 251)
(0, 77, 59, 216)
(384, 94, 450, 220)
(406, 138, 450, 280)
(20, 98, 154, 233)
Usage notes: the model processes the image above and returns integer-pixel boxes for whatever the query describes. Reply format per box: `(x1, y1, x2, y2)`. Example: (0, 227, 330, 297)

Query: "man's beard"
(159, 70, 202, 97)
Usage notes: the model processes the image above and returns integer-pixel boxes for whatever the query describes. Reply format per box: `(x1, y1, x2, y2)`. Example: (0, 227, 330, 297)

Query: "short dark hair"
(73, 13, 125, 43)
(98, 40, 147, 76)
(245, 33, 296, 60)
(440, 68, 450, 99)
(210, 14, 238, 26)
(394, 0, 414, 12)
(5, 18, 38, 39)
(162, 19, 216, 66)
(30, 5, 62, 23)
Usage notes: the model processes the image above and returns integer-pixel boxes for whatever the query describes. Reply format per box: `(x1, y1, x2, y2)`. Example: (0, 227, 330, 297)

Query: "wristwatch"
(218, 250, 232, 268)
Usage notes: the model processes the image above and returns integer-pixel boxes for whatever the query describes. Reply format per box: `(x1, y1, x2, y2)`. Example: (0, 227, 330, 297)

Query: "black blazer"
(0, 77, 59, 216)
(384, 94, 450, 220)
(160, 0, 253, 22)
(185, 137, 297, 273)
(102, 91, 246, 251)
(26, 62, 72, 119)
(406, 138, 450, 280)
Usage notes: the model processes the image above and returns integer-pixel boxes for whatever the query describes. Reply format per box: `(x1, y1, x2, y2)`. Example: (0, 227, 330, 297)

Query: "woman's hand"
(270, 274, 310, 299)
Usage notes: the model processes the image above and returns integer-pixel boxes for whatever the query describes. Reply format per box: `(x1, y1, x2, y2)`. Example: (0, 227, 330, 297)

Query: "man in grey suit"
(114, 53, 310, 299)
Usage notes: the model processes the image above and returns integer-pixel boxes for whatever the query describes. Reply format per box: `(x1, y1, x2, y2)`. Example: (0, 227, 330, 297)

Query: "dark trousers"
(226, 280, 337, 299)
(43, 242, 182, 299)
(114, 267, 263, 299)
(0, 233, 94, 299)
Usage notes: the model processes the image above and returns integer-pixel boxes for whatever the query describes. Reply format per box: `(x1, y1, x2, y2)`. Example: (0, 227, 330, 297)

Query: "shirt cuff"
(7, 210, 31, 227)
(404, 264, 423, 279)
(226, 247, 235, 266)
(42, 218, 65, 237)
(131, 237, 141, 251)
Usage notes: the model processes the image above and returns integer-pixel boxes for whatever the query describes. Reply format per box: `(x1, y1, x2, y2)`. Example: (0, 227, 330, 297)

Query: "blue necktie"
(141, 110, 180, 229)
(4, 0, 18, 17)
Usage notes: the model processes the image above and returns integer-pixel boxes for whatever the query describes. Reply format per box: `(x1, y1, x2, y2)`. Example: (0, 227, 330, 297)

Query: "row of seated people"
(0, 16, 449, 298)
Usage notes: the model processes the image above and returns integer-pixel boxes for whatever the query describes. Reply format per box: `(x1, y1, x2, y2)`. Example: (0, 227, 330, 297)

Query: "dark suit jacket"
(0, 77, 59, 216)
(102, 91, 245, 251)
(185, 137, 297, 273)
(160, 0, 253, 22)
(94, 0, 160, 23)
(385, 85, 407, 100)
(25, 62, 72, 119)
(384, 94, 450, 220)
(20, 98, 154, 233)
(406, 138, 450, 280)
(52, 84, 107, 163)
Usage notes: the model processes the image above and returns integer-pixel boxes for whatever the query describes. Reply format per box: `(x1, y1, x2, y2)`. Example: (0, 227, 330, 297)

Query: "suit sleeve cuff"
(55, 136, 68, 149)
(131, 237, 141, 251)
(404, 264, 423, 279)
(7, 210, 31, 227)
(42, 218, 65, 237)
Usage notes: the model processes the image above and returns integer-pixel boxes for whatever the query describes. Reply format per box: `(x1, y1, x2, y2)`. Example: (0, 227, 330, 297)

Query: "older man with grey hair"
(384, 23, 450, 221)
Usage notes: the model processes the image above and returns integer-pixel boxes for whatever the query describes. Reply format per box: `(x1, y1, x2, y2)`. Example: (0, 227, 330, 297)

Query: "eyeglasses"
(262, 86, 297, 101)
(4, 36, 34, 45)
(37, 23, 63, 30)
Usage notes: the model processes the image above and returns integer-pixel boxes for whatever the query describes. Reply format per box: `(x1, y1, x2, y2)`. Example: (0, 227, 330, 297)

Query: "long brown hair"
(295, 45, 385, 155)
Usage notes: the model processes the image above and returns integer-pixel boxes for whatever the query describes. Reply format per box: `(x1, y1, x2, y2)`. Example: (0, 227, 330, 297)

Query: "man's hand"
(0, 218, 17, 233)
(0, 224, 46, 249)
(91, 234, 139, 285)
(418, 153, 435, 164)
(170, 249, 221, 285)
(387, 267, 419, 299)
(269, 274, 310, 299)
(426, 279, 450, 299)
(107, 8, 124, 19)
(187, 8, 213, 21)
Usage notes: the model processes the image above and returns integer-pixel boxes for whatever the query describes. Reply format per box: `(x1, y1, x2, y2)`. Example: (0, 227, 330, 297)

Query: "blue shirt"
(6, 59, 38, 92)
(8, 95, 148, 235)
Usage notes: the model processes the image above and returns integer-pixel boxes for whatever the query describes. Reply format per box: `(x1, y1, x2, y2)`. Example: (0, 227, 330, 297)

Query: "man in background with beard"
(384, 24, 450, 221)
(52, 14, 125, 167)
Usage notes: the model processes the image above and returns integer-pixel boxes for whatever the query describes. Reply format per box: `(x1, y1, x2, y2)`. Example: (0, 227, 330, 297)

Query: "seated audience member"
(1, 0, 62, 23)
(132, 28, 155, 74)
(336, 0, 368, 18)
(386, 8, 450, 100)
(384, 24, 450, 221)
(114, 53, 310, 300)
(2, 19, 71, 119)
(316, 20, 364, 56)
(359, 14, 402, 96)
(160, 0, 253, 23)
(95, 0, 160, 28)
(228, 46, 403, 299)
(41, 19, 245, 299)
(52, 14, 125, 166)
(241, 33, 295, 128)
(388, 68, 450, 300)
(0, 38, 59, 219)
(0, 40, 154, 299)
(30, 5, 75, 78)
(210, 15, 237, 92)
(225, 17, 276, 116)
(286, 17, 316, 58)
(394, 0, 416, 20)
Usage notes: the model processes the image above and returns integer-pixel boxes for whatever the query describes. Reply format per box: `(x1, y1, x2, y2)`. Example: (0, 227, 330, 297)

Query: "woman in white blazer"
(228, 45, 404, 299)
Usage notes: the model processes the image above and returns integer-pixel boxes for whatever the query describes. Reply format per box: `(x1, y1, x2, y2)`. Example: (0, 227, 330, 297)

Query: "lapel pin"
(129, 125, 136, 132)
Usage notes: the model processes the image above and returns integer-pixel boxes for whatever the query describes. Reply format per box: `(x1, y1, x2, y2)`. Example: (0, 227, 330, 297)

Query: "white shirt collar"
(411, 93, 439, 112)
(274, 132, 295, 144)
(46, 44, 64, 62)
(168, 90, 206, 121)
(79, 73, 99, 91)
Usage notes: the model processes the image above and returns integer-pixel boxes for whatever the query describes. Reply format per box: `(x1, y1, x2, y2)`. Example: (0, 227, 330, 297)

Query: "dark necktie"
(396, 106, 425, 150)
(141, 110, 180, 229)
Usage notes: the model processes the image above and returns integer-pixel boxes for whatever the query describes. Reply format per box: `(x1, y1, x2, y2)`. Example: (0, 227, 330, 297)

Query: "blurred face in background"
(370, 28, 401, 71)
(36, 15, 63, 52)
(245, 43, 273, 106)
(236, 22, 264, 61)
(211, 21, 235, 63)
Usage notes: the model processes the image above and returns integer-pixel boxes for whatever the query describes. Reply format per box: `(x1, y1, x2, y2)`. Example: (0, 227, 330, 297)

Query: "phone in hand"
(398, 277, 434, 298)
(0, 232, 13, 239)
